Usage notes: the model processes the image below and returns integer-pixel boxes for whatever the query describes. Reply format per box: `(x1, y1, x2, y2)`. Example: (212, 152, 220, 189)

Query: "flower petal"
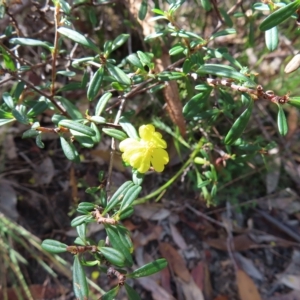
(139, 124, 166, 148)
(119, 138, 140, 152)
(130, 151, 151, 173)
(151, 148, 169, 172)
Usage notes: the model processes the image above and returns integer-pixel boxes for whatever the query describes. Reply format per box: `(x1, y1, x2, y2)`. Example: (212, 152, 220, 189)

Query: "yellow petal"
(139, 124, 166, 148)
(151, 148, 169, 172)
(130, 152, 151, 173)
(119, 138, 140, 152)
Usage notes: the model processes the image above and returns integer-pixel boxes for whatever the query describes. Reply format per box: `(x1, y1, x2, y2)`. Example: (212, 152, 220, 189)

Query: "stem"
(133, 143, 201, 205)
(51, 4, 60, 97)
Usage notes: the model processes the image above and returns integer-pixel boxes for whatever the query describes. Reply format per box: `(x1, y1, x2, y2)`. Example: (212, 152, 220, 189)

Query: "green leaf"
(36, 134, 45, 148)
(197, 180, 211, 188)
(102, 181, 134, 214)
(126, 53, 144, 69)
(137, 51, 153, 67)
(277, 105, 288, 136)
(41, 239, 67, 253)
(169, 44, 185, 56)
(128, 259, 168, 278)
(112, 34, 129, 52)
(210, 28, 236, 40)
(77, 202, 95, 211)
(100, 247, 125, 267)
(72, 131, 95, 148)
(124, 283, 141, 300)
(87, 67, 104, 101)
(3, 92, 14, 109)
(58, 27, 99, 53)
(71, 215, 93, 227)
(59, 119, 96, 136)
(27, 100, 48, 117)
(0, 46, 15, 71)
(104, 225, 133, 267)
(119, 185, 142, 212)
(106, 63, 131, 86)
(60, 136, 79, 162)
(132, 170, 144, 186)
(55, 96, 83, 119)
(76, 223, 87, 243)
(22, 129, 39, 139)
(0, 118, 15, 126)
(201, 0, 212, 11)
(90, 122, 101, 143)
(101, 286, 120, 300)
(197, 64, 250, 82)
(119, 116, 139, 139)
(259, 1, 300, 31)
(138, 0, 148, 20)
(10, 38, 53, 50)
(56, 70, 76, 77)
(12, 108, 29, 124)
(157, 71, 185, 81)
(288, 97, 300, 108)
(89, 116, 106, 124)
(73, 255, 89, 300)
(265, 26, 278, 51)
(224, 100, 254, 145)
(102, 128, 128, 140)
(219, 7, 233, 26)
(95, 92, 112, 116)
(117, 206, 134, 220)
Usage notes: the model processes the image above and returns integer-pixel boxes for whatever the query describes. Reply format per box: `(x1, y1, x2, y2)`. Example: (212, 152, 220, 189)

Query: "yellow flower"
(119, 124, 169, 173)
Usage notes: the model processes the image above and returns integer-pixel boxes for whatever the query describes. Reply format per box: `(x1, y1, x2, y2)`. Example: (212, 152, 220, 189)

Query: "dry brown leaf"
(0, 284, 67, 300)
(34, 156, 55, 185)
(267, 290, 300, 300)
(136, 277, 176, 300)
(134, 203, 170, 220)
(206, 234, 258, 251)
(278, 274, 300, 291)
(156, 54, 186, 137)
(170, 223, 188, 250)
(176, 276, 204, 300)
(236, 269, 262, 300)
(191, 261, 213, 299)
(159, 242, 191, 283)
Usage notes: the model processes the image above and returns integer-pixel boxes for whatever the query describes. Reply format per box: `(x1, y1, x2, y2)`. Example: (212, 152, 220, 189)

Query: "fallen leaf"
(236, 269, 262, 300)
(170, 223, 188, 250)
(267, 290, 300, 300)
(278, 274, 300, 291)
(136, 277, 176, 300)
(134, 204, 170, 220)
(176, 276, 204, 300)
(159, 242, 191, 283)
(0, 180, 18, 221)
(34, 157, 55, 185)
(234, 253, 263, 281)
(287, 106, 299, 139)
(206, 234, 258, 251)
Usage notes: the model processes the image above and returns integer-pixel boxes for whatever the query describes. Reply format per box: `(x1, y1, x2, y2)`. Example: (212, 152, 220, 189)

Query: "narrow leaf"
(106, 63, 131, 86)
(73, 255, 89, 300)
(112, 34, 129, 52)
(138, 0, 148, 20)
(102, 128, 127, 140)
(10, 38, 53, 50)
(58, 27, 99, 53)
(101, 286, 120, 300)
(198, 64, 250, 82)
(104, 225, 133, 267)
(128, 259, 168, 278)
(265, 26, 278, 51)
(102, 181, 134, 215)
(277, 105, 288, 136)
(87, 67, 104, 101)
(100, 247, 125, 267)
(120, 185, 142, 212)
(259, 1, 300, 31)
(124, 283, 141, 300)
(224, 100, 254, 145)
(119, 116, 139, 139)
(59, 119, 96, 136)
(41, 239, 67, 253)
(2, 92, 14, 109)
(95, 92, 112, 116)
(60, 136, 78, 161)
